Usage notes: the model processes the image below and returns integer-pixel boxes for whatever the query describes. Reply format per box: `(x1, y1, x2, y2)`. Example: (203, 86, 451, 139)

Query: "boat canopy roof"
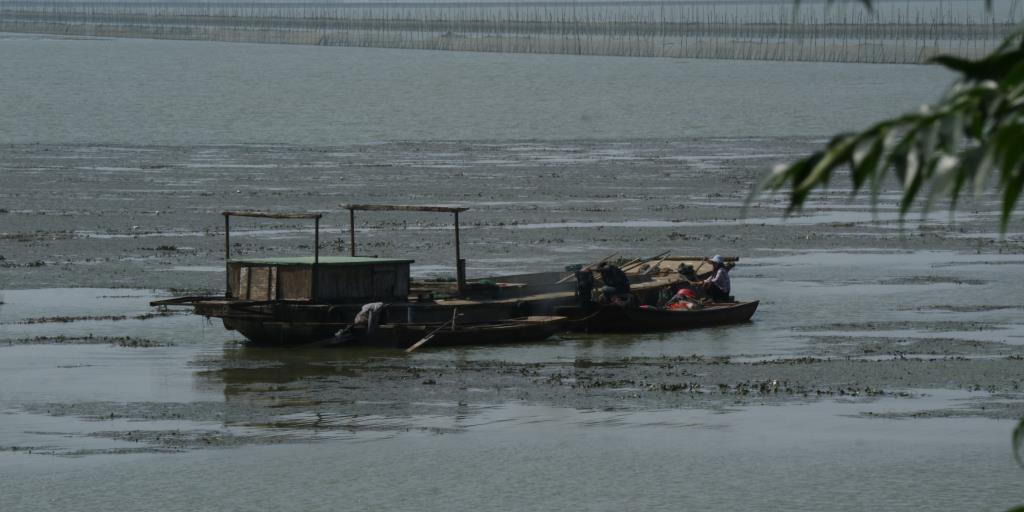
(229, 256, 414, 267)
(340, 204, 468, 213)
(223, 211, 323, 219)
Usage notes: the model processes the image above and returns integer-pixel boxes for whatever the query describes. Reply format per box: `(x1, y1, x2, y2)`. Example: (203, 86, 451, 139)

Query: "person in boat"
(353, 302, 385, 334)
(594, 261, 630, 303)
(664, 288, 702, 310)
(574, 267, 596, 308)
(677, 263, 699, 282)
(698, 255, 731, 302)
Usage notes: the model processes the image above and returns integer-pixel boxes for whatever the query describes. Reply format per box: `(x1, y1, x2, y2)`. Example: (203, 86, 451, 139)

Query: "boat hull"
(568, 301, 759, 333)
(354, 316, 567, 349)
(166, 269, 692, 344)
(222, 317, 341, 345)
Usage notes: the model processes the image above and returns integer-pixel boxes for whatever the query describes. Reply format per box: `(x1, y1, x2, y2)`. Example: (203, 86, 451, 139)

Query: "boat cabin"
(229, 256, 413, 302)
(222, 210, 413, 304)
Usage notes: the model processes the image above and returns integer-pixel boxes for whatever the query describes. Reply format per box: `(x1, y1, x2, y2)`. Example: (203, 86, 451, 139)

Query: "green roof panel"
(230, 256, 414, 267)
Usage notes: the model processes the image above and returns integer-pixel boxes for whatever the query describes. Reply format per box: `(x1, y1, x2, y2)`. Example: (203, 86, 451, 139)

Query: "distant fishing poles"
(0, 1, 1018, 64)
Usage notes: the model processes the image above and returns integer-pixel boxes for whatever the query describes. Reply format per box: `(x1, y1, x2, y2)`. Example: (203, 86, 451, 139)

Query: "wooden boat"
(567, 301, 759, 333)
(353, 316, 567, 349)
(162, 265, 694, 344)
(151, 206, 743, 345)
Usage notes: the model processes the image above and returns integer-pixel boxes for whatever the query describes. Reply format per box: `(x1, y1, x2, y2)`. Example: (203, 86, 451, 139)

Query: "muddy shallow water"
(2, 138, 1020, 289)
(2, 138, 1024, 510)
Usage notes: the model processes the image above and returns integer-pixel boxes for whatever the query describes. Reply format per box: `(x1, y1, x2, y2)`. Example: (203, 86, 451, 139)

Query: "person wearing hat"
(698, 255, 731, 302)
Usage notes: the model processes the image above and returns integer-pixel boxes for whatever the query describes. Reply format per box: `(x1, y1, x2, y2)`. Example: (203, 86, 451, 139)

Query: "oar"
(689, 256, 738, 276)
(620, 250, 671, 272)
(555, 252, 619, 284)
(640, 253, 671, 276)
(612, 257, 642, 272)
(692, 258, 710, 276)
(405, 308, 458, 353)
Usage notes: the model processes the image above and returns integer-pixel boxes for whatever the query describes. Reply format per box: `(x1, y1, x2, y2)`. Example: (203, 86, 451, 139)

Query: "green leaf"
(899, 148, 925, 218)
(1014, 418, 1024, 468)
(1001, 171, 1024, 233)
(994, 124, 1024, 173)
(755, 25, 1024, 234)
(819, 1, 874, 13)
(952, 148, 982, 211)
(973, 149, 996, 196)
(930, 55, 981, 76)
(932, 48, 1024, 82)
(1001, 60, 1024, 91)
(851, 134, 884, 194)
(938, 111, 963, 152)
(794, 134, 858, 197)
(787, 154, 824, 212)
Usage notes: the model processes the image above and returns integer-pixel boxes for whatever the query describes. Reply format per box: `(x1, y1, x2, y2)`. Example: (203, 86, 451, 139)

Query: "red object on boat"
(667, 301, 695, 310)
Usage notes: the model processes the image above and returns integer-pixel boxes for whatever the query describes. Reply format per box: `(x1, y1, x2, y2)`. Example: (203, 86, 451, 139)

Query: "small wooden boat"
(355, 315, 568, 349)
(568, 301, 759, 333)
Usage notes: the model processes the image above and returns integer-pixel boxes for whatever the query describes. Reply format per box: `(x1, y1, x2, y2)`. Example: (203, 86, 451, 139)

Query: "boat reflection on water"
(192, 344, 490, 436)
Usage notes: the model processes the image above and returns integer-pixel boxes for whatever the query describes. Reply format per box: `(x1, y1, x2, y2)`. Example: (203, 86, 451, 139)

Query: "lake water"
(1, 33, 951, 144)
(2, 32, 1023, 512)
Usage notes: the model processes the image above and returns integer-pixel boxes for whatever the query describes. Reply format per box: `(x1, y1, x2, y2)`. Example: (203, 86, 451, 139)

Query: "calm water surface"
(1, 33, 951, 144)
(0, 402, 1016, 511)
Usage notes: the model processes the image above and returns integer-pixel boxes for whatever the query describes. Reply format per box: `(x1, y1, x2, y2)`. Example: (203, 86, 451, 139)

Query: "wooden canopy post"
(221, 210, 324, 300)
(313, 216, 320, 300)
(454, 210, 465, 294)
(349, 207, 356, 256)
(224, 213, 231, 297)
(339, 204, 470, 295)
